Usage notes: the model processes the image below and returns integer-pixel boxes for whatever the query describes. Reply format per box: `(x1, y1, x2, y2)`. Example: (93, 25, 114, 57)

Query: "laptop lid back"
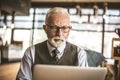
(33, 64, 107, 80)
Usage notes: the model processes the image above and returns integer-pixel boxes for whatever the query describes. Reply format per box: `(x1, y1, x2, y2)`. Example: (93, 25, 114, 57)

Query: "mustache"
(49, 36, 66, 48)
(52, 36, 65, 41)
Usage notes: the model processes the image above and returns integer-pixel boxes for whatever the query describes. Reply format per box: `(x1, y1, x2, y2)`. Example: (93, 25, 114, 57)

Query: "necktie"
(52, 49, 59, 62)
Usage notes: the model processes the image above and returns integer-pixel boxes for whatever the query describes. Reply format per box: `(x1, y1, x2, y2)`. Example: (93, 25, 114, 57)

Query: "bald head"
(45, 7, 70, 24)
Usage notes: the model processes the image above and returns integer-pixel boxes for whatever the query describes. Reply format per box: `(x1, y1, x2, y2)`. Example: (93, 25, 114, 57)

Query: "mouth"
(49, 37, 66, 48)
(54, 39, 64, 42)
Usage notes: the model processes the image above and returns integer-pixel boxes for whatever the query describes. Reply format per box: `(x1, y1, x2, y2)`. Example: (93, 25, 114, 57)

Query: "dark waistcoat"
(34, 40, 78, 66)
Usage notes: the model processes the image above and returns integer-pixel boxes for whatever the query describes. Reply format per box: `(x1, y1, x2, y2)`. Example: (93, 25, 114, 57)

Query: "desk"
(0, 62, 20, 80)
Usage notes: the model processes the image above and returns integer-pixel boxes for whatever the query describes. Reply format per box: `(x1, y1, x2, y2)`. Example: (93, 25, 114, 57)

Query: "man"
(16, 7, 104, 80)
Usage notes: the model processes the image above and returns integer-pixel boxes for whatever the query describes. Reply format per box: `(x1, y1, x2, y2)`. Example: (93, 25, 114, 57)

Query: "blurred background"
(0, 0, 120, 80)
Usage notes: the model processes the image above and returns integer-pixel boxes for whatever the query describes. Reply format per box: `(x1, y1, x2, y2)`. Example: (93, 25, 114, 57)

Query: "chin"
(53, 42, 65, 48)
(51, 40, 65, 48)
(48, 38, 66, 48)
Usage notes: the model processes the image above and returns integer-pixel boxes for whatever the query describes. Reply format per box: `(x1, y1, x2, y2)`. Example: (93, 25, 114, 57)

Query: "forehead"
(46, 13, 70, 26)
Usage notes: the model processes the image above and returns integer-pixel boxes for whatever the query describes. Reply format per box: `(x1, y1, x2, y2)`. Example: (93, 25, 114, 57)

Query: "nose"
(56, 28, 63, 37)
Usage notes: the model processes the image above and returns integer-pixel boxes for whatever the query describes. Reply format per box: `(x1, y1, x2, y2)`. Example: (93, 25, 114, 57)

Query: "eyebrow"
(46, 24, 71, 27)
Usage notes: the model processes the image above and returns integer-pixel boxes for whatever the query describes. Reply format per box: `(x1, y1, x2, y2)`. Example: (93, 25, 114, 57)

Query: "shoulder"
(66, 42, 78, 51)
(25, 40, 47, 55)
(23, 41, 47, 63)
(23, 41, 46, 56)
(66, 41, 77, 47)
(66, 42, 87, 53)
(23, 45, 35, 59)
(34, 40, 47, 47)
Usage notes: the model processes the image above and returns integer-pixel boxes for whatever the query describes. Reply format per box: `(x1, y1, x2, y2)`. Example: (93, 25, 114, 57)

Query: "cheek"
(46, 31, 56, 38)
(63, 33, 69, 39)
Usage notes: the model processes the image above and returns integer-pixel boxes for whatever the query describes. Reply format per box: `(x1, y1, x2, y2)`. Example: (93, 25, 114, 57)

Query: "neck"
(47, 40, 57, 48)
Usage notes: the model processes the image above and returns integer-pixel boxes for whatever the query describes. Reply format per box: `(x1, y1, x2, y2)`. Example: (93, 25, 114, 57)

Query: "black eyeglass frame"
(46, 24, 72, 33)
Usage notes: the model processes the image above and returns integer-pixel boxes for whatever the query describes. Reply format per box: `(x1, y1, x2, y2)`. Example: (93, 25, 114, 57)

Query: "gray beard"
(48, 37, 66, 48)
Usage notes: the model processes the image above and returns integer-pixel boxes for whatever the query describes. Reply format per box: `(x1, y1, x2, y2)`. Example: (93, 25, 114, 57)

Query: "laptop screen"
(33, 64, 107, 80)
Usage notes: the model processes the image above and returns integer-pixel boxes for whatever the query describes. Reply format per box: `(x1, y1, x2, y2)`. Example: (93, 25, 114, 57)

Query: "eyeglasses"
(46, 24, 72, 33)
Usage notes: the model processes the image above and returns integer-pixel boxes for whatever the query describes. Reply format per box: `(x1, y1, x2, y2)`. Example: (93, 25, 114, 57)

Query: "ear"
(43, 25, 47, 33)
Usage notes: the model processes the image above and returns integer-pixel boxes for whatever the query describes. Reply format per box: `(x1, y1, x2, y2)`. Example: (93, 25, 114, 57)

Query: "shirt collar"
(47, 41, 66, 54)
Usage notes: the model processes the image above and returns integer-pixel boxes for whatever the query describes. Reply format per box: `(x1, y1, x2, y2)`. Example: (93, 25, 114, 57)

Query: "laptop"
(33, 64, 107, 80)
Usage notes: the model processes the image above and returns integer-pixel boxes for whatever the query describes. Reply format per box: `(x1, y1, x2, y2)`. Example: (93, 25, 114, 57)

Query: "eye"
(50, 26, 57, 29)
(61, 27, 67, 29)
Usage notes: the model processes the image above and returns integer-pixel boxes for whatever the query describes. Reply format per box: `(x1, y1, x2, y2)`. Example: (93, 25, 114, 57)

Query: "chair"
(85, 49, 114, 80)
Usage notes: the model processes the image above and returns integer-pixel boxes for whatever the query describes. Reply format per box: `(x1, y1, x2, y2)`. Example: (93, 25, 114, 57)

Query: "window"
(0, 7, 119, 59)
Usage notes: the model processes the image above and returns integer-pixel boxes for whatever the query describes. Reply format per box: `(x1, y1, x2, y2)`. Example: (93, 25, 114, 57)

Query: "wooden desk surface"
(0, 62, 20, 80)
